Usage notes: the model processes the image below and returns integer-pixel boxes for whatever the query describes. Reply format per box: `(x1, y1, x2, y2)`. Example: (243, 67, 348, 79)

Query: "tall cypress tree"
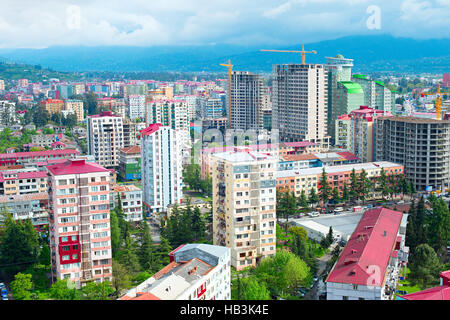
(138, 222, 155, 272)
(405, 200, 417, 252)
(416, 196, 427, 246)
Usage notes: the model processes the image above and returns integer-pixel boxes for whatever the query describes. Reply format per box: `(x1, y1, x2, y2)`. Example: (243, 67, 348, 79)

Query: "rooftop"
(113, 184, 142, 193)
(0, 149, 80, 161)
(326, 208, 403, 286)
(399, 271, 450, 300)
(212, 148, 276, 163)
(120, 146, 141, 154)
(47, 159, 109, 176)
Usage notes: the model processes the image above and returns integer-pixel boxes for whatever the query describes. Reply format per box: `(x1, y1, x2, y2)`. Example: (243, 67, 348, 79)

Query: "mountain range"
(0, 35, 449, 74)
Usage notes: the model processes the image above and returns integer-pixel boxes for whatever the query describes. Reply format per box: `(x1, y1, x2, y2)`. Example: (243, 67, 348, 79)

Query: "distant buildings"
(87, 111, 124, 169)
(272, 64, 329, 147)
(140, 124, 183, 216)
(212, 148, 277, 271)
(112, 184, 143, 222)
(326, 208, 408, 300)
(336, 106, 393, 162)
(0, 100, 17, 125)
(48, 159, 112, 288)
(352, 74, 395, 113)
(375, 116, 450, 191)
(119, 244, 231, 300)
(0, 169, 48, 196)
(41, 99, 64, 115)
(128, 95, 146, 120)
(200, 97, 223, 119)
(65, 100, 84, 122)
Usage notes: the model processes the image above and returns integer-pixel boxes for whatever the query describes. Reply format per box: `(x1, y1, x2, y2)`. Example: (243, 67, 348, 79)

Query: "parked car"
(319, 291, 327, 300)
(366, 204, 373, 209)
(1, 288, 7, 298)
(334, 207, 344, 213)
(0, 283, 5, 289)
(397, 200, 405, 204)
(309, 212, 320, 217)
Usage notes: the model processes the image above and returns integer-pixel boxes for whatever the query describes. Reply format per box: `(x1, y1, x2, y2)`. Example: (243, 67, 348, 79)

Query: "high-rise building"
(47, 159, 112, 288)
(272, 64, 329, 147)
(140, 124, 183, 215)
(56, 84, 75, 100)
(112, 184, 143, 223)
(18, 79, 28, 87)
(336, 106, 392, 162)
(211, 148, 277, 271)
(0, 80, 5, 91)
(325, 55, 354, 140)
(65, 99, 84, 122)
(118, 146, 141, 181)
(0, 100, 17, 125)
(200, 97, 223, 119)
(122, 120, 139, 148)
(375, 116, 450, 191)
(87, 111, 124, 169)
(128, 95, 146, 120)
(352, 75, 395, 113)
(230, 71, 265, 130)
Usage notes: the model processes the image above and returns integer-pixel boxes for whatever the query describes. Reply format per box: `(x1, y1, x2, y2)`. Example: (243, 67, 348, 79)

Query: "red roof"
(89, 111, 120, 118)
(0, 149, 79, 161)
(140, 123, 162, 136)
(47, 159, 109, 176)
(401, 271, 450, 300)
(282, 141, 318, 148)
(326, 208, 403, 286)
(120, 292, 161, 300)
(336, 152, 360, 161)
(120, 146, 141, 154)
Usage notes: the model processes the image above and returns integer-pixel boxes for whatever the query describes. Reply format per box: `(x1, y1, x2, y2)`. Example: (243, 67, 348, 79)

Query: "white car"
(397, 200, 405, 204)
(310, 212, 320, 217)
(334, 207, 344, 213)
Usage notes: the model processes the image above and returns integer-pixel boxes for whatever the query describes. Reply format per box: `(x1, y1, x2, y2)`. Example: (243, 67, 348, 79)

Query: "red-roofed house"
(399, 271, 450, 300)
(326, 208, 409, 300)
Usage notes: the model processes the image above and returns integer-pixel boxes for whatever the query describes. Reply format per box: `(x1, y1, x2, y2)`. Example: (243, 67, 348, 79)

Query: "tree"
(110, 209, 121, 257)
(405, 201, 417, 252)
(378, 168, 389, 200)
(299, 189, 308, 209)
(342, 182, 349, 203)
(81, 281, 114, 300)
(326, 226, 334, 247)
(112, 260, 131, 297)
(428, 197, 449, 260)
(153, 236, 172, 270)
(191, 206, 206, 242)
(415, 196, 428, 246)
(318, 168, 331, 206)
(408, 244, 442, 289)
(332, 188, 340, 204)
(32, 106, 50, 127)
(138, 222, 156, 272)
(10, 272, 33, 300)
(308, 188, 318, 207)
(242, 277, 271, 300)
(38, 243, 51, 265)
(118, 232, 141, 275)
(358, 169, 372, 203)
(350, 169, 358, 202)
(254, 250, 311, 296)
(50, 279, 80, 300)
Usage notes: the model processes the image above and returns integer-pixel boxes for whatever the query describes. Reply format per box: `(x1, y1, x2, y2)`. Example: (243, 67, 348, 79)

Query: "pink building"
(48, 159, 112, 288)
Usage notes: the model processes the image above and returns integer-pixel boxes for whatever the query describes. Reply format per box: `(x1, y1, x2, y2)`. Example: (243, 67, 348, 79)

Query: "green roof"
(374, 80, 385, 87)
(352, 74, 367, 79)
(338, 81, 364, 94)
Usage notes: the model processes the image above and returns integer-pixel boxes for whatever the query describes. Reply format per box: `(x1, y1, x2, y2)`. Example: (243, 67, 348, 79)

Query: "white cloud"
(0, 0, 448, 48)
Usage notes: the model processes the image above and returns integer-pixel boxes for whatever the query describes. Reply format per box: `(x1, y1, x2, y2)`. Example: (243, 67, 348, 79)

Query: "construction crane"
(260, 44, 317, 65)
(220, 59, 233, 129)
(421, 82, 450, 120)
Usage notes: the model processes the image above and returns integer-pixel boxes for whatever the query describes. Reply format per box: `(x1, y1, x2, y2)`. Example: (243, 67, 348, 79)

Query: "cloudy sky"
(0, 0, 449, 48)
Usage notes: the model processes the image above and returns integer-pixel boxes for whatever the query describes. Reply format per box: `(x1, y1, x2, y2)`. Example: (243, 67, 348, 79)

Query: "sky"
(0, 0, 449, 48)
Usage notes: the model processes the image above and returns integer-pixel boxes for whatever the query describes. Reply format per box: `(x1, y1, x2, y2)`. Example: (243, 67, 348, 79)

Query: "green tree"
(154, 236, 172, 270)
(408, 244, 442, 289)
(358, 169, 371, 203)
(49, 279, 80, 300)
(38, 243, 51, 265)
(242, 276, 271, 300)
(428, 197, 450, 260)
(138, 222, 156, 272)
(378, 168, 389, 200)
(112, 260, 132, 297)
(350, 169, 358, 202)
(308, 188, 319, 207)
(109, 209, 121, 257)
(299, 189, 308, 209)
(318, 168, 331, 206)
(191, 206, 206, 242)
(10, 272, 33, 300)
(342, 182, 349, 203)
(332, 188, 340, 204)
(81, 281, 114, 300)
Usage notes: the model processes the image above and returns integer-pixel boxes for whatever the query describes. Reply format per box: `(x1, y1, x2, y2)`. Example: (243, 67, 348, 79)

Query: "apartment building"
(87, 111, 124, 169)
(0, 149, 80, 166)
(97, 98, 127, 119)
(112, 184, 143, 223)
(0, 169, 48, 195)
(375, 116, 450, 191)
(118, 146, 141, 181)
(212, 148, 277, 271)
(272, 64, 330, 147)
(326, 208, 408, 300)
(140, 124, 183, 215)
(200, 97, 223, 119)
(119, 244, 231, 300)
(0, 100, 17, 125)
(336, 106, 393, 162)
(41, 99, 64, 115)
(47, 159, 112, 288)
(230, 71, 265, 130)
(128, 95, 146, 120)
(123, 120, 140, 148)
(276, 161, 404, 198)
(352, 75, 395, 112)
(65, 100, 84, 122)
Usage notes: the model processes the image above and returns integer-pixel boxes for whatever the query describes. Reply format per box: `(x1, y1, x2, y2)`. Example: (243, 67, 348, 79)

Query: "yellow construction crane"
(260, 44, 317, 65)
(421, 82, 450, 120)
(220, 59, 233, 129)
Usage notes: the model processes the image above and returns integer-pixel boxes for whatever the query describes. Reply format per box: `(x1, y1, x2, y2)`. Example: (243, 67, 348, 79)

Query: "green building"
(352, 75, 396, 113)
(119, 146, 141, 181)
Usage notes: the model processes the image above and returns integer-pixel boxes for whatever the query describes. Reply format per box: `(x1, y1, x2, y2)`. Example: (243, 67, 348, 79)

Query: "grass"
(394, 267, 422, 299)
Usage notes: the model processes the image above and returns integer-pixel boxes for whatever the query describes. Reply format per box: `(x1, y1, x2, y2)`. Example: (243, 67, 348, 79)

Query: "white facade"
(128, 95, 146, 120)
(141, 124, 183, 215)
(112, 185, 143, 222)
(120, 244, 231, 300)
(87, 112, 124, 168)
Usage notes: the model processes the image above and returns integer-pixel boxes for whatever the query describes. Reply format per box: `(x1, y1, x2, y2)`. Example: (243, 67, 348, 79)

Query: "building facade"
(375, 116, 450, 191)
(112, 184, 143, 222)
(272, 64, 329, 147)
(140, 124, 183, 215)
(118, 146, 141, 181)
(87, 111, 124, 169)
(212, 148, 277, 271)
(47, 159, 112, 288)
